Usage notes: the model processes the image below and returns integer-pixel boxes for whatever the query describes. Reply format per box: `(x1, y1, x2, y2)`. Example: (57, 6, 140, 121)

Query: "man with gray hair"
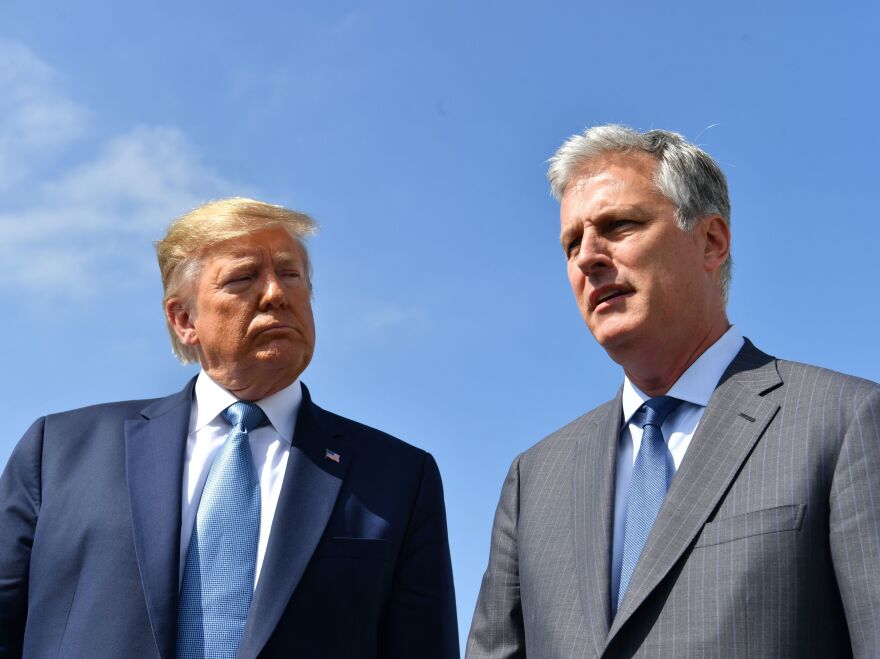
(0, 197, 459, 658)
(467, 125, 880, 657)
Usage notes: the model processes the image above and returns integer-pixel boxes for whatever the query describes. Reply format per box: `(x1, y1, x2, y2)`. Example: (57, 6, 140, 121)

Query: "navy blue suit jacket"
(0, 381, 458, 658)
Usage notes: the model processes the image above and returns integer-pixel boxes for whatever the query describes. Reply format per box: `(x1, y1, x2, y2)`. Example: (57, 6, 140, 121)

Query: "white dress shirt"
(609, 326, 744, 607)
(179, 371, 302, 589)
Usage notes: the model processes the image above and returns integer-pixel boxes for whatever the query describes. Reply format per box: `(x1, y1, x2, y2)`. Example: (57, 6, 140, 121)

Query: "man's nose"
(259, 271, 287, 308)
(574, 232, 611, 274)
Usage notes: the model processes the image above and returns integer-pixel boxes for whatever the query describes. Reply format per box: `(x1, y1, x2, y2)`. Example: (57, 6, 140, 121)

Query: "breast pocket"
(694, 504, 806, 548)
(301, 537, 392, 630)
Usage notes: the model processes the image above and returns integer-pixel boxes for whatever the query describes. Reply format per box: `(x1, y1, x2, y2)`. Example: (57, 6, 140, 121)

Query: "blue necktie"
(177, 401, 267, 658)
(615, 396, 683, 614)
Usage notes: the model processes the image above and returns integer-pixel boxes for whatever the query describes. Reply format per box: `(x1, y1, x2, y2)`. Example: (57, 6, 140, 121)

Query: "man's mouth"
(256, 322, 292, 334)
(590, 286, 632, 308)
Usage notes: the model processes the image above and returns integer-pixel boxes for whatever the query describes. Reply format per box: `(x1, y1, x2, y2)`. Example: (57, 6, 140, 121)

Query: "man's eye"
(224, 274, 253, 286)
(566, 239, 581, 258)
(280, 270, 301, 280)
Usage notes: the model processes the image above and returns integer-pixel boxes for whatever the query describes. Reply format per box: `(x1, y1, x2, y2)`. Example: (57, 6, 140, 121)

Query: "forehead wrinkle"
(562, 169, 624, 202)
(208, 243, 302, 262)
(560, 173, 663, 251)
(560, 178, 626, 240)
(208, 254, 261, 272)
(210, 250, 303, 273)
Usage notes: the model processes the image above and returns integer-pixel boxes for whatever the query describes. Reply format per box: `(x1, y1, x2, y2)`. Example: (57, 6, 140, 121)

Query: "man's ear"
(700, 215, 731, 276)
(165, 297, 199, 346)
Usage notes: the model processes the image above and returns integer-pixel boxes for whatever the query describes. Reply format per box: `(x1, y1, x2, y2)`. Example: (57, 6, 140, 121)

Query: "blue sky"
(2, 0, 878, 649)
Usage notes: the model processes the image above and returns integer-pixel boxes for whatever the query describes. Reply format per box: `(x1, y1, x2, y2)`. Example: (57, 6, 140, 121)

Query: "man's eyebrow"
(272, 251, 304, 265)
(605, 204, 651, 219)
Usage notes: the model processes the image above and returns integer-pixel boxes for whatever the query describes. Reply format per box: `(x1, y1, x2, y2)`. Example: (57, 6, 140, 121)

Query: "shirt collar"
(191, 371, 303, 444)
(621, 325, 744, 424)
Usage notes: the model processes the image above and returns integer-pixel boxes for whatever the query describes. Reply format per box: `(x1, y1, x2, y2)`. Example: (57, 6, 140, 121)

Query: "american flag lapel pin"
(325, 448, 341, 463)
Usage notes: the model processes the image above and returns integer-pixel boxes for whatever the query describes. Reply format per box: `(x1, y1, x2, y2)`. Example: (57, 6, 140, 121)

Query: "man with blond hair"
(467, 125, 880, 657)
(0, 197, 459, 659)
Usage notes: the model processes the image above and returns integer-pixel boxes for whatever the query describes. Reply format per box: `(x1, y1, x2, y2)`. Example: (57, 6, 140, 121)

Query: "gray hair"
(547, 124, 732, 296)
(155, 197, 318, 363)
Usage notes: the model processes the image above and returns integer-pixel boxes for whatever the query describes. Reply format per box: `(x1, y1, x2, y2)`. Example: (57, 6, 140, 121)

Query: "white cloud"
(4, 126, 232, 242)
(0, 41, 89, 190)
(0, 42, 238, 297)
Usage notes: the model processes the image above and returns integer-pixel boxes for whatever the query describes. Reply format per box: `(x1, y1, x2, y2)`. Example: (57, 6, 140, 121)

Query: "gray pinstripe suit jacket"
(467, 340, 880, 658)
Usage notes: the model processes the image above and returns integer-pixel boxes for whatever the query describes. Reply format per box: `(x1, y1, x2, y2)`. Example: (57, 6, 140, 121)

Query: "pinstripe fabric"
(466, 340, 880, 658)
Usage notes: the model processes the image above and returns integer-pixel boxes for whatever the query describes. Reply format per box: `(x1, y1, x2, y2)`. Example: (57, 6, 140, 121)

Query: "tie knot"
(639, 396, 683, 429)
(222, 401, 268, 433)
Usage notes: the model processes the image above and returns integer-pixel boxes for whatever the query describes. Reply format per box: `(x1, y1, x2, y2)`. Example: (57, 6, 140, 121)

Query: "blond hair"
(155, 197, 317, 363)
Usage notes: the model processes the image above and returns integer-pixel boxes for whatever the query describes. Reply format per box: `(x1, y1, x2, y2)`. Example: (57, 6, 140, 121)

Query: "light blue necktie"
(615, 396, 682, 615)
(177, 401, 266, 658)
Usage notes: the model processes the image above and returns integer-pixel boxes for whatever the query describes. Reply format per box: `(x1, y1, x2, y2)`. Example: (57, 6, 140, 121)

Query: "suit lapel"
(573, 393, 621, 656)
(125, 380, 194, 659)
(238, 385, 352, 659)
(606, 341, 783, 647)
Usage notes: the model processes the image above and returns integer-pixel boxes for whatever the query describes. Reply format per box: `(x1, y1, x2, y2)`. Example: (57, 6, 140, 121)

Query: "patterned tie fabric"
(177, 401, 267, 658)
(615, 396, 683, 615)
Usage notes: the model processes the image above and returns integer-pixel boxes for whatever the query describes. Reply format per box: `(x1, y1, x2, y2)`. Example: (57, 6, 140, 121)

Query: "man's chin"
(253, 348, 305, 366)
(588, 320, 642, 357)
(252, 345, 312, 373)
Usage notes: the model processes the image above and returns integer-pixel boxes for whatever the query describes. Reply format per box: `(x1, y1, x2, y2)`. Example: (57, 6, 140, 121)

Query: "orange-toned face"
(167, 227, 315, 400)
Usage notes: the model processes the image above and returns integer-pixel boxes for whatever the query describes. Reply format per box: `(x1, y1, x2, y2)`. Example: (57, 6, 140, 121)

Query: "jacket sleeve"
(830, 384, 880, 658)
(0, 419, 44, 658)
(379, 453, 460, 659)
(465, 455, 525, 659)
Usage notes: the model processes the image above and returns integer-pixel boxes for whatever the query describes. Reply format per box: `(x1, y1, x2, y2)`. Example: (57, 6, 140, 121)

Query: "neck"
(621, 319, 730, 397)
(202, 366, 299, 402)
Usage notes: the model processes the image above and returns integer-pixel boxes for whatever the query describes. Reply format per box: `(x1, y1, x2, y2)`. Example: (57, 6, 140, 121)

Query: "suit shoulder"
(39, 395, 179, 438)
(316, 408, 431, 464)
(45, 398, 158, 420)
(776, 358, 879, 399)
(759, 360, 880, 442)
